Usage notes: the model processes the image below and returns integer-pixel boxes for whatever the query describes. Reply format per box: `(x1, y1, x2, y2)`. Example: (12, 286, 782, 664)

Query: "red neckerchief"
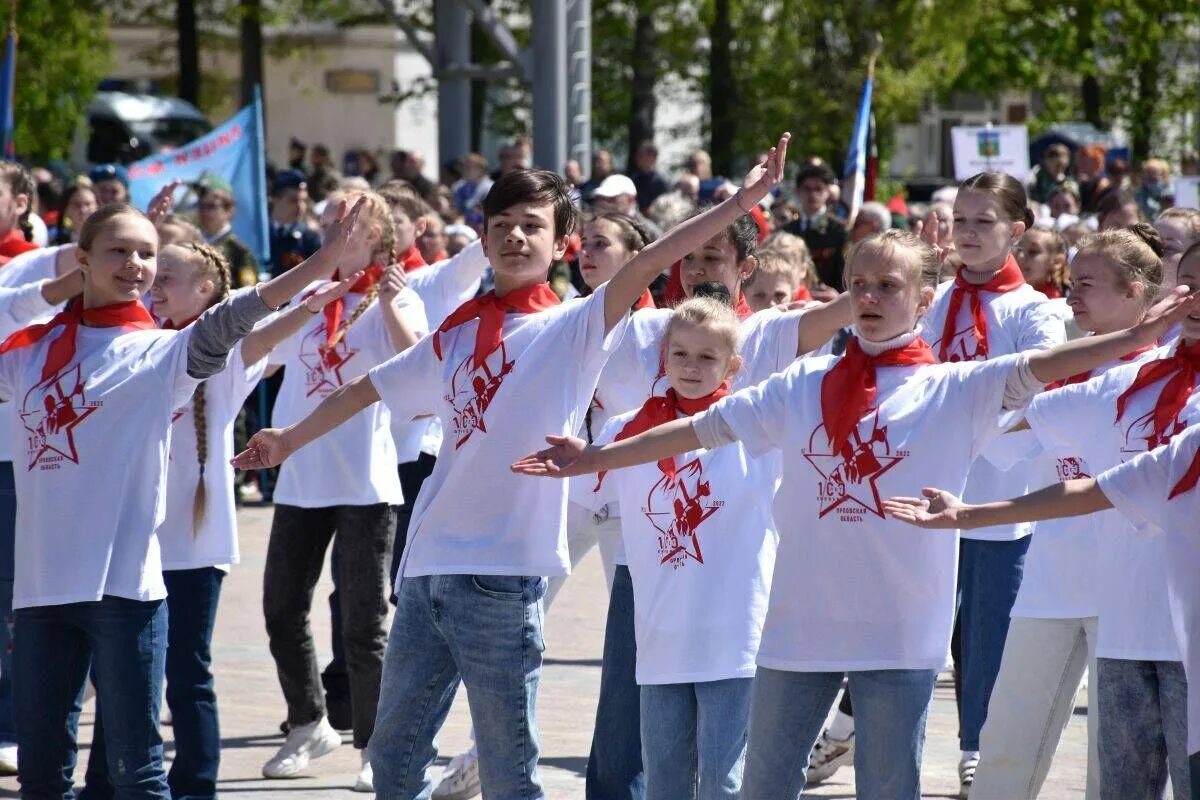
(734, 292, 753, 321)
(596, 382, 730, 488)
(821, 335, 937, 455)
(397, 243, 427, 273)
(1047, 342, 1157, 391)
(428, 249, 449, 264)
(0, 228, 37, 259)
(633, 290, 655, 311)
(1115, 340, 1200, 447)
(162, 313, 201, 331)
(794, 285, 813, 302)
(0, 297, 157, 381)
(433, 283, 561, 369)
(1168, 438, 1200, 499)
(323, 264, 385, 348)
(938, 254, 1026, 362)
(1034, 280, 1062, 300)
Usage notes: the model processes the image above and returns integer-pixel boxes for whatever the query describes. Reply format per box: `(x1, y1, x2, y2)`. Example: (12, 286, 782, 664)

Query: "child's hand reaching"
(146, 180, 183, 225)
(322, 196, 368, 262)
(738, 132, 791, 208)
(882, 488, 964, 528)
(917, 211, 951, 264)
(303, 270, 365, 313)
(377, 264, 408, 303)
(511, 434, 596, 478)
(231, 428, 294, 470)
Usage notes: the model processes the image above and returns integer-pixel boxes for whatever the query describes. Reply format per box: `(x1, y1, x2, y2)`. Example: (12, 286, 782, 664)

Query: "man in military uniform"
(197, 176, 262, 288)
(784, 161, 848, 292)
(268, 170, 320, 277)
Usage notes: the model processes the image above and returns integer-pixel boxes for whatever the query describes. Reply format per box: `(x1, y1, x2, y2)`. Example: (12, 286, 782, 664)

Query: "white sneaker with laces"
(0, 741, 16, 775)
(261, 717, 342, 779)
(959, 753, 980, 799)
(433, 747, 482, 799)
(806, 730, 854, 785)
(353, 750, 373, 793)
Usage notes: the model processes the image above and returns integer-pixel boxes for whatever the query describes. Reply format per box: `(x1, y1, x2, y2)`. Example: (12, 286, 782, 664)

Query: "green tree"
(12, 1, 113, 161)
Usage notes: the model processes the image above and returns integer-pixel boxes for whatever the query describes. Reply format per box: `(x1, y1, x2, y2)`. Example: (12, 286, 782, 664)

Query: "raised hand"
(881, 488, 963, 529)
(1138, 283, 1200, 340)
(510, 434, 594, 478)
(323, 197, 368, 260)
(377, 264, 408, 303)
(739, 132, 792, 207)
(304, 270, 364, 313)
(230, 428, 293, 470)
(918, 210, 950, 264)
(146, 180, 183, 225)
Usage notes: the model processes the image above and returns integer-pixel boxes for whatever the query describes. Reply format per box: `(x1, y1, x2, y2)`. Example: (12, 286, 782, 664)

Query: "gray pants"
(263, 502, 394, 749)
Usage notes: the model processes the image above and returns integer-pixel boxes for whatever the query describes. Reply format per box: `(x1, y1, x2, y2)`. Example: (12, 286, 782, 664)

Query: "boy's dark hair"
(795, 162, 837, 187)
(683, 207, 759, 263)
(481, 168, 579, 238)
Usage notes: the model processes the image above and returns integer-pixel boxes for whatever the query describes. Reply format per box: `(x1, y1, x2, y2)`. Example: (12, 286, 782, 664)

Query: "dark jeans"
(263, 503, 394, 749)
(0, 461, 15, 744)
(83, 569, 226, 800)
(16, 597, 169, 800)
(586, 565, 645, 799)
(1190, 751, 1200, 800)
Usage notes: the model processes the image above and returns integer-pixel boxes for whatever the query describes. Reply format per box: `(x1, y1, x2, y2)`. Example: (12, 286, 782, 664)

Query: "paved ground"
(0, 504, 1091, 798)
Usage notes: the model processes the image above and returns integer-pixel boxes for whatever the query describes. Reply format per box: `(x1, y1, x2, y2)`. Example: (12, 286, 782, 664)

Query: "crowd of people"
(0, 121, 1197, 800)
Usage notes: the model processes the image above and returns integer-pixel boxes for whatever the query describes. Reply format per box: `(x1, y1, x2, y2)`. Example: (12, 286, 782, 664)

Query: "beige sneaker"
(261, 717, 342, 779)
(433, 747, 482, 799)
(806, 730, 854, 784)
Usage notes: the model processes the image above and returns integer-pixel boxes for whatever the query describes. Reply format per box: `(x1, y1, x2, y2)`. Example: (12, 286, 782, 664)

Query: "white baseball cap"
(592, 174, 638, 199)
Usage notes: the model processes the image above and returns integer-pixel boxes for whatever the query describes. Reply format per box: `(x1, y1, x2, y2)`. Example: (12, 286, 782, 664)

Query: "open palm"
(510, 434, 593, 478)
(882, 488, 963, 529)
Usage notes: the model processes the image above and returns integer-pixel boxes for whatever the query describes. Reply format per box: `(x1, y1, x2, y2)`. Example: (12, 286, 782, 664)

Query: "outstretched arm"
(796, 293, 851, 355)
(883, 480, 1112, 530)
(230, 375, 381, 469)
(255, 198, 367, 310)
(511, 416, 703, 478)
(240, 270, 365, 366)
(603, 132, 791, 331)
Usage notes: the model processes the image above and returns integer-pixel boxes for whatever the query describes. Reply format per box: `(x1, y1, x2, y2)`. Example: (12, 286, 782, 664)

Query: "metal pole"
(436, 0, 472, 165)
(531, 0, 567, 171)
(566, 0, 591, 171)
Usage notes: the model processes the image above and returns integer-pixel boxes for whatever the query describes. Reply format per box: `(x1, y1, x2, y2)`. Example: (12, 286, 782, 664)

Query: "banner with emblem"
(126, 87, 270, 265)
(950, 125, 1030, 182)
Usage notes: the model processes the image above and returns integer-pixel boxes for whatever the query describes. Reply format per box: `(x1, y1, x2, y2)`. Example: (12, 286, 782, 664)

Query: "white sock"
(961, 750, 980, 764)
(828, 710, 855, 741)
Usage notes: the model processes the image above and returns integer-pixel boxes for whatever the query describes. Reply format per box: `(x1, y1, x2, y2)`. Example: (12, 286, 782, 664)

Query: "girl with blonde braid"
(255, 190, 427, 792)
(80, 241, 372, 800)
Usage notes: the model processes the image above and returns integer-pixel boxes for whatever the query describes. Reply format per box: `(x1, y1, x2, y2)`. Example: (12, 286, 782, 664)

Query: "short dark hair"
(796, 162, 837, 187)
(481, 168, 579, 238)
(685, 207, 759, 262)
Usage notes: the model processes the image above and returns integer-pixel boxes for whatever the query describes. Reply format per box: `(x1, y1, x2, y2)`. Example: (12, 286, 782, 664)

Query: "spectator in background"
(157, 213, 202, 247)
(307, 144, 342, 203)
(1048, 185, 1081, 219)
(563, 159, 583, 189)
(451, 153, 492, 217)
(492, 137, 531, 179)
(631, 140, 670, 211)
(591, 173, 663, 239)
(288, 137, 307, 171)
(849, 200, 892, 244)
(1075, 144, 1111, 213)
(268, 169, 320, 276)
(675, 173, 700, 205)
(359, 150, 381, 185)
(784, 161, 847, 291)
(50, 182, 98, 246)
(1096, 189, 1143, 231)
(197, 176, 261, 288)
(417, 209, 449, 264)
(1135, 158, 1171, 221)
(1028, 143, 1078, 205)
(396, 150, 436, 199)
(444, 223, 477, 258)
(771, 197, 800, 231)
(685, 149, 713, 180)
(88, 164, 129, 206)
(33, 168, 61, 231)
(579, 149, 614, 204)
(647, 189, 694, 233)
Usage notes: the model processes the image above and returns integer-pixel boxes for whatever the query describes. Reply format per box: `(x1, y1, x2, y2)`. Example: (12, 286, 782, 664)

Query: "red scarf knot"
(937, 254, 1025, 362)
(820, 336, 936, 456)
(1114, 340, 1200, 448)
(397, 243, 427, 273)
(433, 283, 562, 369)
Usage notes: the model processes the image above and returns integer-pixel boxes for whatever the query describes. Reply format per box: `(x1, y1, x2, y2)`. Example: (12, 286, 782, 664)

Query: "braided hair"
(318, 189, 397, 349)
(175, 241, 233, 531)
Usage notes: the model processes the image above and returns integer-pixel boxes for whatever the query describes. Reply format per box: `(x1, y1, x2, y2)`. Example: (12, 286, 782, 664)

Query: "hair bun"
(1128, 221, 1165, 258)
(1023, 207, 1036, 229)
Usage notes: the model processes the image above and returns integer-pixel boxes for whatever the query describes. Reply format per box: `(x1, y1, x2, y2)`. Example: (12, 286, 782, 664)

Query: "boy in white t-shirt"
(234, 134, 792, 799)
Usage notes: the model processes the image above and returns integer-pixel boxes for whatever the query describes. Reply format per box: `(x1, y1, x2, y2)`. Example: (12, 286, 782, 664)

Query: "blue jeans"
(958, 536, 1029, 750)
(368, 574, 546, 800)
(0, 461, 16, 744)
(83, 569, 225, 800)
(16, 596, 169, 800)
(640, 678, 752, 800)
(742, 667, 937, 800)
(586, 564, 644, 800)
(1097, 657, 1191, 799)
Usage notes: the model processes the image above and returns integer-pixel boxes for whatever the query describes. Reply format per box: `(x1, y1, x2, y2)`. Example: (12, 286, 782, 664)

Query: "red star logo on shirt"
(445, 341, 513, 449)
(642, 458, 724, 569)
(19, 364, 102, 471)
(803, 415, 905, 520)
(937, 323, 988, 363)
(298, 324, 357, 398)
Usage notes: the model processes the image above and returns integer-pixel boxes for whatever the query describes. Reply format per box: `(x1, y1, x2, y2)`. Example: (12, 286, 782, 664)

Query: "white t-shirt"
(269, 285, 427, 507)
(160, 340, 266, 570)
(1096, 424, 1200, 751)
(368, 285, 627, 584)
(1025, 341, 1196, 661)
(0, 324, 198, 609)
(706, 353, 1020, 671)
(919, 280, 1065, 540)
(391, 242, 487, 463)
(589, 409, 779, 685)
(1011, 351, 1157, 620)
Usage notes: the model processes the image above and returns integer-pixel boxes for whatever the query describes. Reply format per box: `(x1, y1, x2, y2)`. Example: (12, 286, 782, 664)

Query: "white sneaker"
(433, 747, 481, 799)
(959, 754, 979, 799)
(0, 741, 16, 775)
(806, 731, 854, 785)
(261, 717, 342, 778)
(353, 750, 373, 793)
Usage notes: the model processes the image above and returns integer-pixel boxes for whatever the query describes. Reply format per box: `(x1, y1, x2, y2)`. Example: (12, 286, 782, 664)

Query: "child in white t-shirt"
(1, 197, 371, 799)
(513, 227, 1194, 797)
(233, 133, 793, 799)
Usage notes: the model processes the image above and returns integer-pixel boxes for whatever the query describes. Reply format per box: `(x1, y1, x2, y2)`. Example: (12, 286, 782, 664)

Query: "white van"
(71, 91, 212, 167)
